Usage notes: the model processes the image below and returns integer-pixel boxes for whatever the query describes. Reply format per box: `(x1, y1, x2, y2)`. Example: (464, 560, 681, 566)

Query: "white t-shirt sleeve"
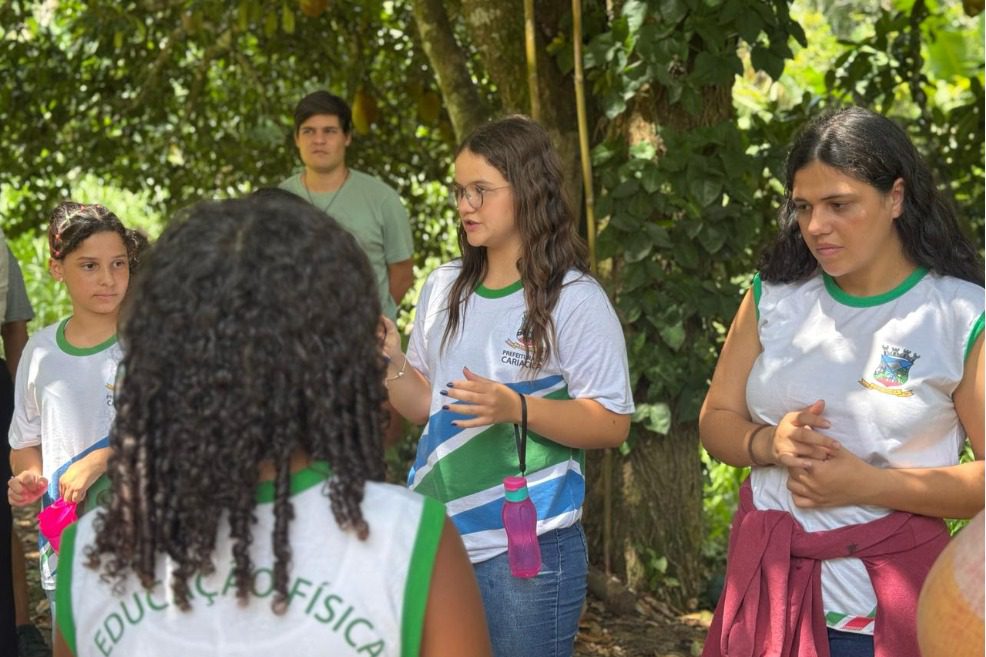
(553, 279, 635, 415)
(9, 337, 41, 449)
(407, 270, 437, 382)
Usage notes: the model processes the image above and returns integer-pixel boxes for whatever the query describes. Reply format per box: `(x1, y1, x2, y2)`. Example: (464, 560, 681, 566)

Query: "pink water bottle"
(502, 475, 541, 578)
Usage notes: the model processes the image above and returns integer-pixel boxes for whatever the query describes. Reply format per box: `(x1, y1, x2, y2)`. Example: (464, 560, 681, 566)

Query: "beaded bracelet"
(745, 423, 773, 467)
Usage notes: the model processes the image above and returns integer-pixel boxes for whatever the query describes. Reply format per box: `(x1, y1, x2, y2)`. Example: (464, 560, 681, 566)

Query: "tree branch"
(410, 0, 490, 141)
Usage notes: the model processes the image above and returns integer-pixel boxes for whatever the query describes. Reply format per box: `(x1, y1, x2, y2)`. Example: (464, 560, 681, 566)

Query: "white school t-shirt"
(57, 464, 446, 657)
(746, 268, 984, 634)
(9, 318, 121, 590)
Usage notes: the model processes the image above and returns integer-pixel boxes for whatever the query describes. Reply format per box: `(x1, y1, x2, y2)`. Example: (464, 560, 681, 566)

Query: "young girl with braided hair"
(8, 201, 143, 616)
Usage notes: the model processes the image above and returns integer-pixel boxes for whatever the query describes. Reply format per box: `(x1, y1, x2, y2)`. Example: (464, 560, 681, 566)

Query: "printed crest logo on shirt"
(501, 315, 534, 368)
(857, 344, 920, 397)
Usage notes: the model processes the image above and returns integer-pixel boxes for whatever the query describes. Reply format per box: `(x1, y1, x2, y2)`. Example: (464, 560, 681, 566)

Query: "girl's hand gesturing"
(442, 367, 522, 429)
(378, 315, 403, 361)
(771, 400, 841, 468)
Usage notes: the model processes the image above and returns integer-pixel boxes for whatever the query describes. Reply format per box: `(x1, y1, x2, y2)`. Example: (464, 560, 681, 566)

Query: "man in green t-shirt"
(279, 91, 414, 320)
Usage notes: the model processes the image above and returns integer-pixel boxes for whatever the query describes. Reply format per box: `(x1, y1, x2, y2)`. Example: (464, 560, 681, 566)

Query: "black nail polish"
(442, 405, 449, 411)
(439, 390, 449, 396)
(446, 382, 455, 388)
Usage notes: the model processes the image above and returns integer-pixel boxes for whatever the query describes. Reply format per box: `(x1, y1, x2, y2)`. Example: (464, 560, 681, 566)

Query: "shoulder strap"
(513, 392, 528, 475)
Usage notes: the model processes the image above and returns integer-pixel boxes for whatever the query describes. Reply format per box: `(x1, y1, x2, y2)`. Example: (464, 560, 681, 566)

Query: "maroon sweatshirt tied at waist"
(702, 479, 949, 657)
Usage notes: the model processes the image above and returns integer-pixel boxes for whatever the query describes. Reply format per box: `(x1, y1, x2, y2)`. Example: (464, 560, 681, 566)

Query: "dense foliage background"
(1, 0, 982, 606)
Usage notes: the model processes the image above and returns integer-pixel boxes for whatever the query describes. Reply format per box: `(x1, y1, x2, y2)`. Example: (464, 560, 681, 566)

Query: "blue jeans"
(828, 628, 874, 657)
(473, 523, 588, 657)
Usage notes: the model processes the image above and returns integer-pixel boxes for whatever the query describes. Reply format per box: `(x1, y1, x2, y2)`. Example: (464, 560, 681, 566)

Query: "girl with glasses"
(383, 115, 634, 657)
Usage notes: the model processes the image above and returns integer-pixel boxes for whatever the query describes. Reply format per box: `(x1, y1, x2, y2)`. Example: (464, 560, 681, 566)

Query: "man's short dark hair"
(293, 91, 352, 136)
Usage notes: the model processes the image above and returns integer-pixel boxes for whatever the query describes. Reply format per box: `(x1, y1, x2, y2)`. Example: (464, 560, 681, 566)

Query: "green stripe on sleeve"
(56, 521, 80, 655)
(964, 312, 984, 362)
(401, 496, 446, 657)
(752, 272, 762, 322)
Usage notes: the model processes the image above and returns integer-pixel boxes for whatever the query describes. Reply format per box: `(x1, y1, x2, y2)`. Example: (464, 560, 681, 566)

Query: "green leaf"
(644, 223, 672, 248)
(622, 0, 649, 35)
(612, 178, 641, 198)
(736, 10, 763, 43)
(282, 3, 295, 34)
(237, 1, 251, 31)
(690, 52, 739, 85)
(627, 191, 654, 219)
(750, 45, 784, 80)
(584, 33, 617, 68)
(264, 11, 278, 37)
(681, 85, 701, 116)
(688, 176, 722, 207)
(698, 224, 727, 254)
(659, 322, 686, 351)
(659, 0, 688, 26)
(591, 142, 620, 166)
(624, 237, 652, 263)
(602, 91, 628, 119)
(641, 162, 662, 194)
(629, 140, 656, 160)
(634, 402, 672, 435)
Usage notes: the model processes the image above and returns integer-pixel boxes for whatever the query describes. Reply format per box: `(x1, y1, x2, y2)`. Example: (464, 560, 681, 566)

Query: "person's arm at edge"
(523, 396, 630, 449)
(699, 290, 769, 465)
(419, 517, 492, 657)
(10, 445, 42, 477)
(700, 288, 840, 470)
(9, 445, 45, 506)
(381, 316, 432, 425)
(3, 319, 28, 380)
(54, 628, 73, 657)
(388, 259, 414, 307)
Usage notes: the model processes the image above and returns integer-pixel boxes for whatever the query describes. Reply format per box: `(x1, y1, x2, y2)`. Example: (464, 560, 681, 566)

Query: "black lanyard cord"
(513, 391, 528, 475)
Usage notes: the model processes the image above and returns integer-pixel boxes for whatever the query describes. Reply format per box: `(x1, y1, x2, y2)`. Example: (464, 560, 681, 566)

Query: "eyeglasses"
(449, 183, 510, 210)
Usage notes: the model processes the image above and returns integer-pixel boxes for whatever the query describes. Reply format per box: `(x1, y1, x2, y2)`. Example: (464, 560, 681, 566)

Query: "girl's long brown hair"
(442, 115, 589, 370)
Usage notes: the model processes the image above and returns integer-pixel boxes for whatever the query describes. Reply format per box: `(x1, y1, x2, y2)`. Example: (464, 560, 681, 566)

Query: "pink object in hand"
(37, 499, 78, 553)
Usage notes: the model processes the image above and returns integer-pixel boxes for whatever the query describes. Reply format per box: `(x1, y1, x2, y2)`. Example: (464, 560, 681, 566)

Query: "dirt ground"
(15, 504, 711, 655)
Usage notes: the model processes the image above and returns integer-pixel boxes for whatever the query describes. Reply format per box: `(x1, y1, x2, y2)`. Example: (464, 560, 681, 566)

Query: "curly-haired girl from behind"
(52, 192, 491, 657)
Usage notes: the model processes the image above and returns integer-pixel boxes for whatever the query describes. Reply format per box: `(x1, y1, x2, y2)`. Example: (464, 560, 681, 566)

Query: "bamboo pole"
(523, 0, 541, 121)
(572, 0, 610, 575)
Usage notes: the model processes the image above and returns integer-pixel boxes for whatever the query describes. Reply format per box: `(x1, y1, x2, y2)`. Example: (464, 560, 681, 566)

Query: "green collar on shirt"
(823, 267, 928, 308)
(255, 461, 332, 503)
(56, 318, 118, 356)
(475, 279, 523, 299)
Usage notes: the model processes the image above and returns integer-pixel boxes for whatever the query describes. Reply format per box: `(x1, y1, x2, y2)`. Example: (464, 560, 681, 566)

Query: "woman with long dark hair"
(700, 107, 984, 657)
(383, 115, 634, 657)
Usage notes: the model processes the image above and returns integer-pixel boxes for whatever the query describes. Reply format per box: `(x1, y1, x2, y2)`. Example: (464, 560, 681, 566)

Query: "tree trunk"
(584, 424, 704, 608)
(411, 1, 581, 205)
(410, 0, 491, 141)
(583, 79, 736, 608)
(458, 0, 583, 218)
